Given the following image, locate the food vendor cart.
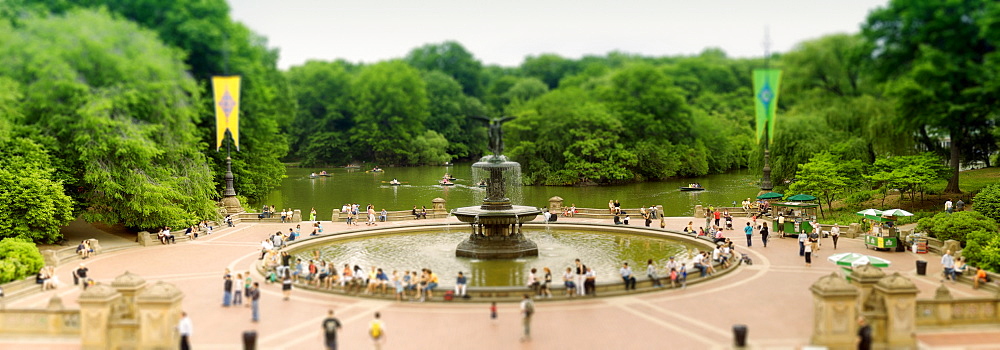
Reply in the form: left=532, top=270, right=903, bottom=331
left=859, top=209, right=910, bottom=252
left=771, top=202, right=820, bottom=237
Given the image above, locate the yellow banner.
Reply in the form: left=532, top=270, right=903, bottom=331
left=212, top=76, right=241, bottom=151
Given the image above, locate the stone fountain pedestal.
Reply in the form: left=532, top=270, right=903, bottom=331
left=452, top=155, right=540, bottom=259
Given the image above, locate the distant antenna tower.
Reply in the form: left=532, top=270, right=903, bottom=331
left=763, top=26, right=772, bottom=68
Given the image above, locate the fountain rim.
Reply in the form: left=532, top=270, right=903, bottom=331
left=270, top=221, right=736, bottom=302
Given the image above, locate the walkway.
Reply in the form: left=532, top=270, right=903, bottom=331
left=4, top=216, right=998, bottom=349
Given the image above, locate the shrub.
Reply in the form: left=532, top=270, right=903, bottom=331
left=0, top=237, right=45, bottom=284
left=963, top=230, right=1000, bottom=273
left=972, top=184, right=1000, bottom=222
left=916, top=211, right=998, bottom=243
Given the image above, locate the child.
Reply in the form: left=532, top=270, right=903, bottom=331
left=490, top=302, right=498, bottom=321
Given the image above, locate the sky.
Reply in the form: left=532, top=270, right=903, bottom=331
left=228, top=0, right=890, bottom=70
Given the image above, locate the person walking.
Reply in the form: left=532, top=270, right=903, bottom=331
left=520, top=294, right=535, bottom=342
left=322, top=310, right=342, bottom=350
left=798, top=231, right=807, bottom=256
left=942, top=250, right=956, bottom=281
left=744, top=222, right=753, bottom=247
left=222, top=274, right=233, bottom=307
left=249, top=282, right=261, bottom=322
left=178, top=311, right=193, bottom=350
left=369, top=312, right=386, bottom=350
left=955, top=199, right=965, bottom=212
left=804, top=239, right=813, bottom=267
left=945, top=199, right=953, bottom=214
left=282, top=272, right=293, bottom=300
left=831, top=224, right=840, bottom=249
left=857, top=316, right=872, bottom=350
left=760, top=222, right=769, bottom=248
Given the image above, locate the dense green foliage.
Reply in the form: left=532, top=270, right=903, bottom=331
left=0, top=10, right=217, bottom=230
left=863, top=0, right=1000, bottom=193
left=973, top=184, right=1000, bottom=222
left=0, top=237, right=45, bottom=284
left=788, top=152, right=864, bottom=216
left=916, top=212, right=998, bottom=243
left=963, top=229, right=1000, bottom=272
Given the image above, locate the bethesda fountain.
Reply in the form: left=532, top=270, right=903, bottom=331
left=452, top=116, right=541, bottom=258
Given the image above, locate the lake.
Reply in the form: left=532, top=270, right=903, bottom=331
left=252, top=165, right=760, bottom=221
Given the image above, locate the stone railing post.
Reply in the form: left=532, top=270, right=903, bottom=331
left=331, top=209, right=341, bottom=222
left=847, top=223, right=862, bottom=238
left=137, top=231, right=153, bottom=247
left=112, top=272, right=146, bottom=320
left=694, top=205, right=704, bottom=218
left=432, top=198, right=446, bottom=213
left=850, top=263, right=886, bottom=310
left=78, top=283, right=120, bottom=350
left=933, top=284, right=953, bottom=326
left=41, top=249, right=59, bottom=267
left=943, top=240, right=961, bottom=258
left=292, top=209, right=302, bottom=222
left=46, top=296, right=65, bottom=335
left=136, top=281, right=184, bottom=349
left=810, top=272, right=859, bottom=349
left=87, top=239, right=102, bottom=254
left=548, top=197, right=563, bottom=214
left=873, top=272, right=918, bottom=349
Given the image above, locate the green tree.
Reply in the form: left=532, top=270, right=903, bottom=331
left=973, top=184, right=1000, bottom=222
left=351, top=61, right=431, bottom=165
left=0, top=10, right=217, bottom=229
left=916, top=211, right=998, bottom=243
left=863, top=0, right=1000, bottom=193
left=788, top=152, right=863, bottom=216
left=421, top=70, right=487, bottom=159
left=406, top=41, right=484, bottom=97
left=520, top=54, right=580, bottom=89
left=866, top=153, right=950, bottom=205
left=285, top=60, right=355, bottom=165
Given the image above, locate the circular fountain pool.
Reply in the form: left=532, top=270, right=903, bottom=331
left=288, top=224, right=706, bottom=287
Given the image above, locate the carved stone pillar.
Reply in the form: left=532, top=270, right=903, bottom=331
left=548, top=196, right=563, bottom=214
left=850, top=263, right=886, bottom=310
left=694, top=205, right=704, bottom=218
left=847, top=223, right=862, bottom=238
left=111, top=272, right=147, bottom=321
left=433, top=198, right=447, bottom=212
left=135, top=281, right=184, bottom=349
left=933, top=284, right=953, bottom=326
left=292, top=209, right=302, bottom=222
left=811, top=272, right=859, bottom=349
left=873, top=272, right=918, bottom=349
left=78, top=283, right=120, bottom=350
left=137, top=231, right=153, bottom=247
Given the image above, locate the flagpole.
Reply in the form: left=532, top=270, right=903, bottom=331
left=760, top=26, right=774, bottom=191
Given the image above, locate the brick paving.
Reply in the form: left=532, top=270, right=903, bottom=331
left=4, top=215, right=998, bottom=349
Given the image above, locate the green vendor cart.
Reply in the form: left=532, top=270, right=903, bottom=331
left=771, top=202, right=820, bottom=237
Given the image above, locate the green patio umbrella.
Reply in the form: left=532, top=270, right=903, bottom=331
left=827, top=253, right=891, bottom=268
left=756, top=192, right=784, bottom=200
left=881, top=209, right=914, bottom=217
left=786, top=194, right=817, bottom=201
left=856, top=209, right=883, bottom=217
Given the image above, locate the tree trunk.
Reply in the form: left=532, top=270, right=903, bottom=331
left=944, top=132, right=961, bottom=194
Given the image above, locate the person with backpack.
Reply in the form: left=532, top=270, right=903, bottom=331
left=520, top=294, right=535, bottom=342
left=369, top=312, right=386, bottom=349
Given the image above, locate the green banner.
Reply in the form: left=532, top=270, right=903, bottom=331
left=753, top=69, right=782, bottom=144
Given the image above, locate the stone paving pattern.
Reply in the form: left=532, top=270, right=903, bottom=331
left=3, top=215, right=999, bottom=349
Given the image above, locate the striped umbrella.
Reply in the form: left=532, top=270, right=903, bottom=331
left=827, top=252, right=891, bottom=268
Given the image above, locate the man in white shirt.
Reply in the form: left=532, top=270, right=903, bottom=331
left=178, top=311, right=193, bottom=350
left=692, top=253, right=707, bottom=277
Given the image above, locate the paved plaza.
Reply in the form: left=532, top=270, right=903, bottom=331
left=3, top=216, right=999, bottom=349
